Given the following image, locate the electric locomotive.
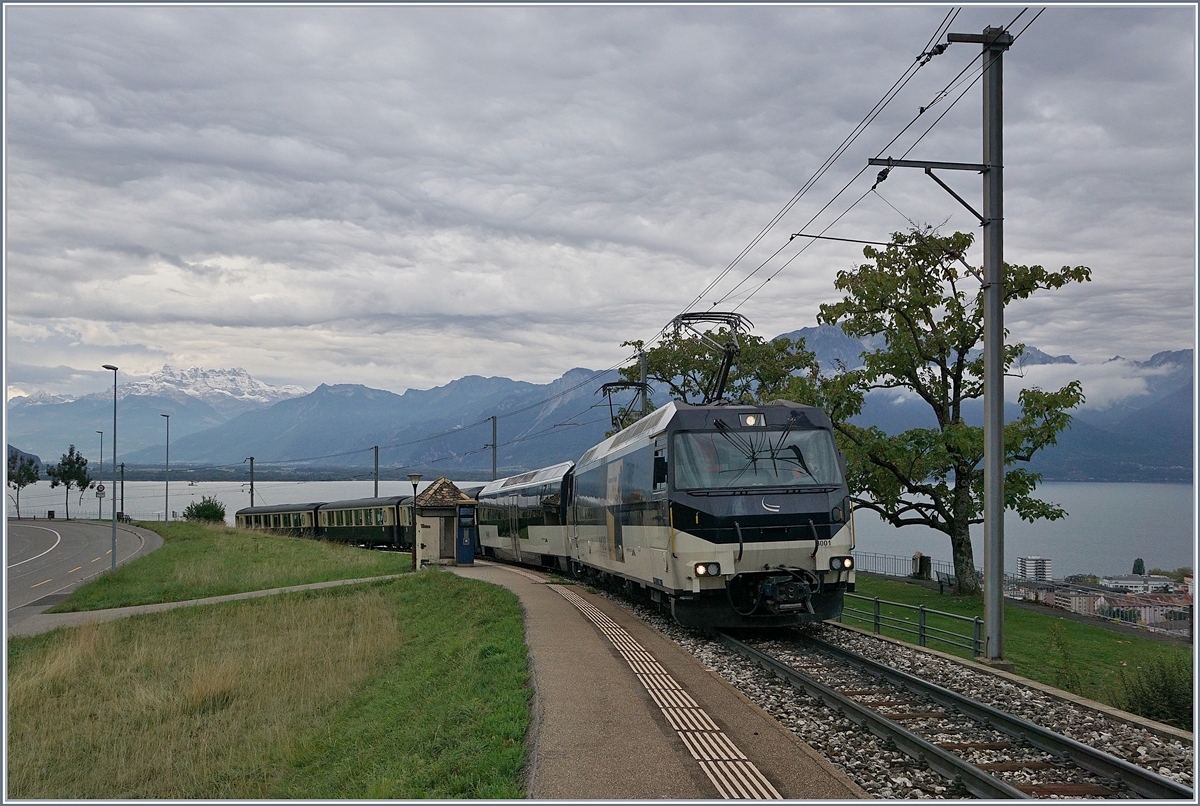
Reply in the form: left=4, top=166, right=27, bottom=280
left=566, top=398, right=855, bottom=628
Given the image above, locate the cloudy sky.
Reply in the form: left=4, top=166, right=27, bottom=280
left=4, top=5, right=1195, bottom=403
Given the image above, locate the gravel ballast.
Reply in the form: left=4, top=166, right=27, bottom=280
left=603, top=593, right=1194, bottom=798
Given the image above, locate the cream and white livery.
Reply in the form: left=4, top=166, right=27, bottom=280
left=478, top=399, right=856, bottom=628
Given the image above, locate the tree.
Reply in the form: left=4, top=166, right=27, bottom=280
left=620, top=329, right=820, bottom=407
left=183, top=495, right=226, bottom=523
left=1132, top=558, right=1146, bottom=576
left=7, top=451, right=40, bottom=519
left=805, top=228, right=1090, bottom=594
left=46, top=445, right=93, bottom=520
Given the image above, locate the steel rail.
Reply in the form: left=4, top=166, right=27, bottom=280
left=798, top=632, right=1193, bottom=800
left=715, top=632, right=1029, bottom=799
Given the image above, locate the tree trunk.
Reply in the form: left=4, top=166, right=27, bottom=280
left=63, top=486, right=71, bottom=520
left=950, top=477, right=980, bottom=594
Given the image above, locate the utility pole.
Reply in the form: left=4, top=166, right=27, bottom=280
left=491, top=415, right=498, bottom=481
left=639, top=351, right=649, bottom=416
left=246, top=457, right=255, bottom=507
left=868, top=25, right=1013, bottom=666
left=374, top=446, right=379, bottom=498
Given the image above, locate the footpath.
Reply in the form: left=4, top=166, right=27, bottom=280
left=452, top=561, right=867, bottom=799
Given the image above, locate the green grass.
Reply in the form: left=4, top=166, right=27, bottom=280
left=8, top=572, right=530, bottom=798
left=844, top=576, right=1193, bottom=721
left=48, top=520, right=411, bottom=612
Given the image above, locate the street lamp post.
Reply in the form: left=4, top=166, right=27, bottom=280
left=96, top=430, right=103, bottom=520
left=408, top=473, right=422, bottom=570
left=102, top=365, right=118, bottom=572
left=161, top=413, right=170, bottom=523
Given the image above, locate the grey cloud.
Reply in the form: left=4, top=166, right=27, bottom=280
left=4, top=5, right=1193, bottom=399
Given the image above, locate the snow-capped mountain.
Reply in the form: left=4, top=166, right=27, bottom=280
left=113, top=366, right=307, bottom=414
left=7, top=392, right=78, bottom=407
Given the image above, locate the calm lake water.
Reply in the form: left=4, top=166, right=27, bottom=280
left=12, top=479, right=1194, bottom=579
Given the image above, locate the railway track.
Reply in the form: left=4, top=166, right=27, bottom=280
left=716, top=630, right=1194, bottom=799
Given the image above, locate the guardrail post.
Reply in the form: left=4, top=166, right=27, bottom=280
left=918, top=605, right=927, bottom=647
left=873, top=597, right=881, bottom=633
left=973, top=616, right=982, bottom=656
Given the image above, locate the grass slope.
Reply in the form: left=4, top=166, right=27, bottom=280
left=49, top=521, right=411, bottom=612
left=8, top=572, right=529, bottom=799
left=848, top=576, right=1192, bottom=717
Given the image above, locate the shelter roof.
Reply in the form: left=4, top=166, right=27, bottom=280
left=415, top=477, right=473, bottom=508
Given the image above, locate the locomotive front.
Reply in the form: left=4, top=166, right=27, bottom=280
left=569, top=399, right=855, bottom=628
left=665, top=401, right=855, bottom=627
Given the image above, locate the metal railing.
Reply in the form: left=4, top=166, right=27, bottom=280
left=852, top=550, right=958, bottom=580
left=840, top=594, right=984, bottom=656
left=852, top=551, right=1192, bottom=639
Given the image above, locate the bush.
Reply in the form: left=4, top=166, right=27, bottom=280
left=183, top=495, right=227, bottom=523
left=1111, top=654, right=1193, bottom=730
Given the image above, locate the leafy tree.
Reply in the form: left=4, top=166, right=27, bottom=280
left=1132, top=558, right=1146, bottom=576
left=619, top=329, right=820, bottom=406
left=46, top=445, right=93, bottom=520
left=183, top=495, right=227, bottom=523
left=618, top=228, right=1089, bottom=596
left=1149, top=567, right=1191, bottom=582
left=805, top=228, right=1090, bottom=594
left=7, top=451, right=40, bottom=519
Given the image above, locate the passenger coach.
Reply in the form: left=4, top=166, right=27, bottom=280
left=476, top=461, right=572, bottom=570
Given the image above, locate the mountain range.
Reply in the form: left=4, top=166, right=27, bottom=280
left=7, top=329, right=1193, bottom=482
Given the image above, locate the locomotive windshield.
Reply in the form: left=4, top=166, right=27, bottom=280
left=673, top=427, right=843, bottom=490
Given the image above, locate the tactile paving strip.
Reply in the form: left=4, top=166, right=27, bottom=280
left=477, top=562, right=783, bottom=799
left=547, top=583, right=782, bottom=800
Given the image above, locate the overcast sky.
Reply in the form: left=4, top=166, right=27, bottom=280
left=4, top=5, right=1195, bottom=402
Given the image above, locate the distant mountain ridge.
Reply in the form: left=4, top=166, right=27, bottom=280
left=7, top=336, right=1192, bottom=482
left=774, top=324, right=1077, bottom=369
left=118, top=368, right=622, bottom=474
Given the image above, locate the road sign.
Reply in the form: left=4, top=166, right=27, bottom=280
left=96, top=483, right=106, bottom=499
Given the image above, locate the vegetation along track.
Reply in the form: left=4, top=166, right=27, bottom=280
left=716, top=630, right=1193, bottom=799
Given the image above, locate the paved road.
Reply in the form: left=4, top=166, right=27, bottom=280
left=6, top=519, right=162, bottom=627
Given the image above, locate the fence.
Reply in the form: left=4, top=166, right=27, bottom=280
left=840, top=594, right=983, bottom=656
left=852, top=551, right=1192, bottom=639
left=853, top=550, right=957, bottom=580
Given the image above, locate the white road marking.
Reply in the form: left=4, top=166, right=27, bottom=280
left=6, top=526, right=63, bottom=568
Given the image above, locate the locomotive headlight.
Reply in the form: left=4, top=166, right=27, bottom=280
left=695, top=562, right=721, bottom=576
left=829, top=556, right=854, bottom=571
left=739, top=413, right=766, bottom=427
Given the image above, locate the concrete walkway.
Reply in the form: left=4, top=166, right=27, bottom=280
left=451, top=561, right=867, bottom=800
left=7, top=574, right=405, bottom=637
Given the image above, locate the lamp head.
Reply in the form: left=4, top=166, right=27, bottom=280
left=161, top=413, right=169, bottom=419
left=102, top=364, right=118, bottom=371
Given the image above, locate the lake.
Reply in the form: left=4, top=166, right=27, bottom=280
left=11, top=479, right=1193, bottom=579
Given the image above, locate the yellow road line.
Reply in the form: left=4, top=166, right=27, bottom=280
left=31, top=579, right=52, bottom=588
left=106, top=549, right=112, bottom=555
left=91, top=557, right=101, bottom=562
left=68, top=566, right=82, bottom=573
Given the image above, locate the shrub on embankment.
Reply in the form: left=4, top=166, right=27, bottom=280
left=48, top=520, right=411, bottom=612
left=8, top=572, right=529, bottom=798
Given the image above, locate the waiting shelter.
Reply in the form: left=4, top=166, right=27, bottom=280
left=413, top=477, right=477, bottom=569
